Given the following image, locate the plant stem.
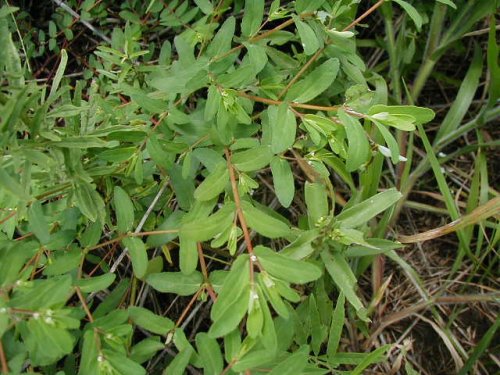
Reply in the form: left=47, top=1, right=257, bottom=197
left=197, top=243, right=218, bottom=302
left=0, top=339, right=8, bottom=374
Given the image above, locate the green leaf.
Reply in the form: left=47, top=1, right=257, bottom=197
left=223, top=329, right=241, bottom=363
left=48, top=49, right=68, bottom=100
left=247, top=288, right=264, bottom=338
left=146, top=210, right=183, bottom=247
left=131, top=337, right=165, bottom=364
left=373, top=121, right=400, bottom=164
left=163, top=347, right=194, bottom=375
left=258, top=273, right=289, bottom=319
left=0, top=167, right=30, bottom=200
left=270, top=157, right=295, bottom=208
left=392, top=0, right=423, bottom=31
left=98, top=147, right=136, bottom=162
left=336, top=188, right=402, bottom=228
left=241, top=201, right=291, bottom=238
left=196, top=332, right=224, bottom=375
left=205, top=85, right=221, bottom=121
left=102, top=349, right=147, bottom=375
left=74, top=181, right=105, bottom=222
left=268, top=345, right=310, bottom=375
left=435, top=46, right=482, bottom=143
left=48, top=135, right=115, bottom=148
left=10, top=275, right=73, bottom=310
left=368, top=105, right=435, bottom=125
left=21, top=318, right=75, bottom=366
left=122, top=237, right=148, bottom=279
left=254, top=245, right=322, bottom=284
left=327, top=293, right=345, bottom=358
left=210, top=284, right=250, bottom=338
left=28, top=201, right=50, bottom=244
left=194, top=162, right=229, bottom=201
left=321, top=250, right=368, bottom=321
left=194, top=0, right=213, bottom=14
left=294, top=16, right=319, bottom=55
left=280, top=229, right=319, bottom=260
left=351, top=344, right=392, bottom=375
left=114, top=186, right=135, bottom=233
left=269, top=104, right=296, bottom=153
left=295, top=0, right=326, bottom=13
left=207, top=16, right=235, bottom=58
left=232, top=145, right=273, bottom=172
left=129, top=306, right=174, bottom=335
left=146, top=271, right=203, bottom=296
left=210, top=255, right=250, bottom=337
left=179, top=234, right=198, bottom=275
left=287, top=58, right=340, bottom=103
left=44, top=250, right=82, bottom=276
left=304, top=182, right=328, bottom=227
left=79, top=330, right=99, bottom=375
left=436, top=0, right=456, bottom=9
left=180, top=202, right=235, bottom=241
left=232, top=349, right=276, bottom=372
left=338, top=109, right=370, bottom=172
left=241, top=0, right=264, bottom=37
left=75, top=273, right=116, bottom=293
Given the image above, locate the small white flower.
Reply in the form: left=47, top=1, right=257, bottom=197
left=371, top=112, right=390, bottom=120
left=438, top=152, right=446, bottom=157
left=263, top=275, right=275, bottom=288
left=250, top=255, right=257, bottom=262
left=317, top=11, right=330, bottom=23
left=33, top=312, right=40, bottom=320
left=165, top=331, right=174, bottom=345
left=250, top=290, right=259, bottom=300
left=378, top=145, right=392, bottom=158
left=97, top=355, right=105, bottom=362
left=44, top=316, right=55, bottom=325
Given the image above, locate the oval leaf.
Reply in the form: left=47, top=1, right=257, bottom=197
left=122, top=237, right=148, bottom=279
left=241, top=201, right=291, bottom=238
left=254, top=245, right=322, bottom=284
left=129, top=306, right=174, bottom=336
left=146, top=271, right=203, bottom=296
left=194, top=163, right=229, bottom=201
left=231, top=145, right=273, bottom=172
left=287, top=58, right=340, bottom=103
left=270, top=157, right=295, bottom=208
left=114, top=186, right=135, bottom=233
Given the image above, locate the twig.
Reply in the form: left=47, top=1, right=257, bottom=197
left=237, top=91, right=341, bottom=112
left=51, top=0, right=112, bottom=43
left=197, top=243, right=218, bottom=302
left=0, top=339, right=8, bottom=374
left=0, top=210, right=16, bottom=226
left=224, top=149, right=259, bottom=281
left=75, top=286, right=94, bottom=323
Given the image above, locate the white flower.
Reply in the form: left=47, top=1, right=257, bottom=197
left=371, top=112, right=390, bottom=120
left=378, top=145, right=392, bottom=158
